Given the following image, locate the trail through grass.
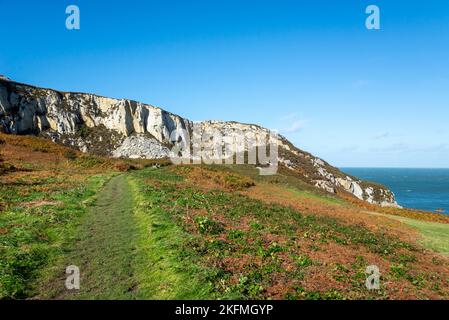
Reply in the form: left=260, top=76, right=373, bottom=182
left=4, top=161, right=449, bottom=300
left=39, top=170, right=210, bottom=299
left=391, top=216, right=449, bottom=256
left=365, top=210, right=449, bottom=256
left=0, top=173, right=110, bottom=299
left=48, top=175, right=139, bottom=299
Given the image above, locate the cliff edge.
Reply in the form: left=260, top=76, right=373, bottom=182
left=0, top=77, right=399, bottom=207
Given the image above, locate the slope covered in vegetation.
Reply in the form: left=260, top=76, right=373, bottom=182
left=1, top=134, right=449, bottom=299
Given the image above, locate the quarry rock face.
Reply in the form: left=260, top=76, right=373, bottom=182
left=0, top=78, right=400, bottom=207
left=112, top=135, right=172, bottom=159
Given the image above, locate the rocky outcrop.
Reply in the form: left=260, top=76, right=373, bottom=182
left=0, top=77, right=400, bottom=207
left=112, top=135, right=172, bottom=159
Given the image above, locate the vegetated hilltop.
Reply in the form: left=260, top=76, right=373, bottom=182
left=0, top=77, right=398, bottom=207
left=1, top=134, right=449, bottom=300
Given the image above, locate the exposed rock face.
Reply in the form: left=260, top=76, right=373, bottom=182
left=112, top=135, right=172, bottom=159
left=0, top=78, right=400, bottom=207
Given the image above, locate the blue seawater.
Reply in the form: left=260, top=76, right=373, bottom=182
left=340, top=168, right=449, bottom=214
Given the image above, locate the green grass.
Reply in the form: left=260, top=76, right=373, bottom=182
left=2, top=168, right=213, bottom=300
left=2, top=165, right=448, bottom=300
left=125, top=167, right=422, bottom=300
left=0, top=174, right=110, bottom=299
left=40, top=172, right=208, bottom=300
left=391, top=216, right=449, bottom=256
left=40, top=175, right=139, bottom=299
left=129, top=169, right=212, bottom=299
left=366, top=211, right=449, bottom=256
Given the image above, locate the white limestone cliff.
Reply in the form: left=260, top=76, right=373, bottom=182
left=0, top=77, right=400, bottom=207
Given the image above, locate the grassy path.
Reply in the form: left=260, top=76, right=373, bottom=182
left=388, top=216, right=449, bottom=256
left=54, top=175, right=139, bottom=299
left=366, top=211, right=449, bottom=256
left=20, top=167, right=449, bottom=300
left=36, top=170, right=209, bottom=300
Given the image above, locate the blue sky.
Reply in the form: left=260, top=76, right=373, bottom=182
left=1, top=0, right=449, bottom=167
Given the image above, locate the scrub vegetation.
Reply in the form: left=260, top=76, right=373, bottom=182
left=1, top=134, right=449, bottom=300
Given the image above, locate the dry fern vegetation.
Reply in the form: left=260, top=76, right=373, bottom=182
left=1, top=133, right=449, bottom=300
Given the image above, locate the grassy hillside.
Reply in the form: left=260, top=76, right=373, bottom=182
left=1, top=134, right=449, bottom=300
left=376, top=214, right=449, bottom=256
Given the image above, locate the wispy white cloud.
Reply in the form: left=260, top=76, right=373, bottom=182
left=371, top=143, right=449, bottom=154
left=281, top=120, right=305, bottom=133
left=279, top=115, right=309, bottom=134
left=337, top=145, right=360, bottom=153
left=371, top=143, right=409, bottom=153
left=372, top=131, right=390, bottom=140
left=280, top=112, right=299, bottom=121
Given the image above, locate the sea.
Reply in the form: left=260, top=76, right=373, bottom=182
left=340, top=168, right=449, bottom=215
